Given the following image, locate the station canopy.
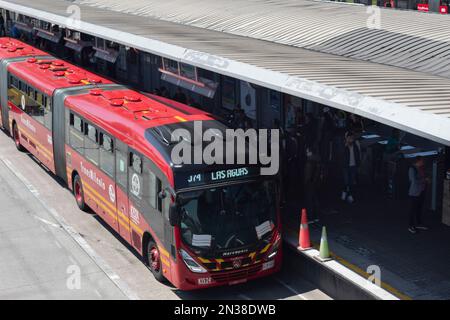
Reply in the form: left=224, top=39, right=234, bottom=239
left=1, top=0, right=450, bottom=145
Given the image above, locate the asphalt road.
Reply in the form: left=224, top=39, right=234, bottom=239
left=0, top=129, right=331, bottom=300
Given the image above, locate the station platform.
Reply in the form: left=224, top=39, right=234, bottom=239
left=282, top=172, right=450, bottom=300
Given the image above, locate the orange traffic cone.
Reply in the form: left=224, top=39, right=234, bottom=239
left=298, top=208, right=312, bottom=251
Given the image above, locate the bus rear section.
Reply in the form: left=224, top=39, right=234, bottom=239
left=0, top=38, right=49, bottom=132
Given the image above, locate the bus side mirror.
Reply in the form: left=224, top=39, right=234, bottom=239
left=169, top=204, right=179, bottom=227
left=158, top=189, right=167, bottom=199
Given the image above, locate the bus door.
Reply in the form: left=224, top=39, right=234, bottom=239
left=115, top=139, right=131, bottom=243
left=128, top=149, right=146, bottom=252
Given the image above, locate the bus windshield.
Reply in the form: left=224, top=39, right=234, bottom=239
left=178, top=180, right=277, bottom=253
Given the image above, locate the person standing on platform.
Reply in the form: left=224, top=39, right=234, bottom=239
left=408, top=156, right=429, bottom=234
left=272, top=118, right=286, bottom=198
left=320, top=107, right=336, bottom=164
left=285, top=131, right=299, bottom=200
left=385, top=128, right=401, bottom=157
left=342, top=131, right=361, bottom=204
left=347, top=113, right=364, bottom=138
left=304, top=149, right=322, bottom=223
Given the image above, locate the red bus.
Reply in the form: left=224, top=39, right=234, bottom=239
left=0, top=38, right=282, bottom=290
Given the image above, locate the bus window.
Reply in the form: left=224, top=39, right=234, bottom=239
left=84, top=123, right=99, bottom=165
left=44, top=96, right=52, bottom=131
left=7, top=74, right=21, bottom=106
left=6, top=74, right=51, bottom=131
left=27, top=87, right=45, bottom=126
left=36, top=91, right=43, bottom=105
left=32, top=102, right=45, bottom=125
left=69, top=113, right=84, bottom=155
left=131, top=153, right=142, bottom=174
left=145, top=169, right=158, bottom=209
left=100, top=132, right=114, bottom=178
left=143, top=158, right=163, bottom=213
left=26, top=85, right=34, bottom=100
left=75, top=116, right=83, bottom=132
left=157, top=178, right=162, bottom=212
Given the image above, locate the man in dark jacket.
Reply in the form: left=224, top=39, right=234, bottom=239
left=320, top=107, right=336, bottom=163
left=342, top=131, right=361, bottom=204
left=408, top=156, right=428, bottom=234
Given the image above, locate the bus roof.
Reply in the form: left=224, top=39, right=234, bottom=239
left=0, top=37, right=47, bottom=59
left=64, top=88, right=214, bottom=178
left=2, top=39, right=256, bottom=187
left=7, top=57, right=113, bottom=96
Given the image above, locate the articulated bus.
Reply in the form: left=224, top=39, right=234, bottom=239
left=0, top=38, right=282, bottom=290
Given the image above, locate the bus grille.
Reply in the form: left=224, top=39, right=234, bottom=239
left=220, top=257, right=252, bottom=270
left=211, top=263, right=262, bottom=283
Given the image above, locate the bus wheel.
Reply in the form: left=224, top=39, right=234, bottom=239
left=12, top=123, right=24, bottom=152
left=73, top=175, right=88, bottom=212
left=146, top=240, right=165, bottom=282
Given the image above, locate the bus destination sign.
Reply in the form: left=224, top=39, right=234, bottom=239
left=176, top=167, right=260, bottom=189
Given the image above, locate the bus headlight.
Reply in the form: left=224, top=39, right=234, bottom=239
left=180, top=249, right=207, bottom=273
left=266, top=232, right=281, bottom=260
left=267, top=250, right=278, bottom=260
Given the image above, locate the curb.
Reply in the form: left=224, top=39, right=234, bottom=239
left=284, top=228, right=406, bottom=300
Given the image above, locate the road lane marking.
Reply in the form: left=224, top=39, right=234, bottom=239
left=33, top=215, right=61, bottom=229
left=275, top=278, right=307, bottom=300
left=237, top=293, right=252, bottom=300
left=68, top=255, right=78, bottom=266
left=54, top=240, right=62, bottom=249
left=0, top=157, right=139, bottom=300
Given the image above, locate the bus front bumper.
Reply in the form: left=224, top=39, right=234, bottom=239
left=174, top=248, right=283, bottom=291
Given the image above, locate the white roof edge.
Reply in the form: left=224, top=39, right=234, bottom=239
left=2, top=0, right=449, bottom=146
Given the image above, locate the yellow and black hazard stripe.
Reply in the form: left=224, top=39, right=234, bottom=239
left=197, top=243, right=273, bottom=271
